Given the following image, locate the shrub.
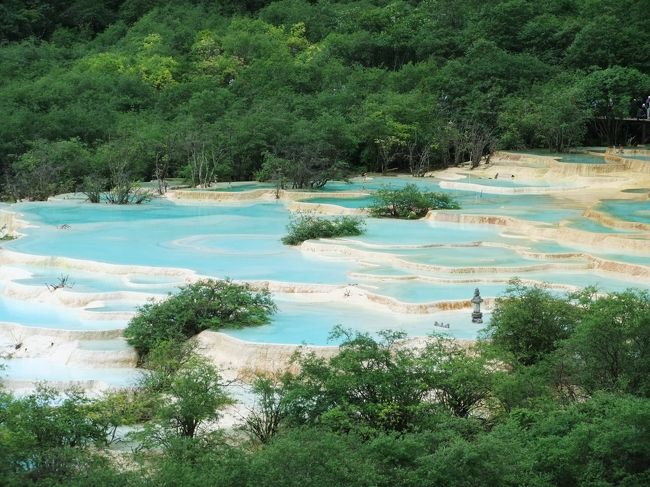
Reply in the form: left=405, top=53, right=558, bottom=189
left=368, top=184, right=460, bottom=219
left=282, top=213, right=365, bottom=245
left=124, top=279, right=277, bottom=358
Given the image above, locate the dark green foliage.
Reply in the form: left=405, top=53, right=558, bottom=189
left=282, top=327, right=492, bottom=432
left=124, top=278, right=277, bottom=357
left=240, top=375, right=290, bottom=444
left=481, top=280, right=579, bottom=366
left=282, top=212, right=365, bottom=245
left=562, top=289, right=650, bottom=396
left=2, top=0, right=649, bottom=199
left=4, top=282, right=650, bottom=486
left=248, top=428, right=380, bottom=487
left=368, top=184, right=460, bottom=219
left=0, top=386, right=116, bottom=485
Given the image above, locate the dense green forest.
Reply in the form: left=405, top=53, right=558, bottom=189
left=1, top=283, right=650, bottom=485
left=1, top=0, right=650, bottom=200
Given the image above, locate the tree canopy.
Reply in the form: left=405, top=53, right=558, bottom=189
left=2, top=0, right=649, bottom=200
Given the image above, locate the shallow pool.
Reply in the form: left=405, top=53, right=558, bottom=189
left=1, top=179, right=648, bottom=347
left=597, top=199, right=650, bottom=225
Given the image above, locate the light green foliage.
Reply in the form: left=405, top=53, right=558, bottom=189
left=2, top=0, right=649, bottom=194
left=282, top=327, right=491, bottom=432
left=153, top=355, right=231, bottom=439
left=0, top=386, right=113, bottom=483
left=481, top=280, right=579, bottom=366
left=369, top=183, right=460, bottom=219
left=134, top=343, right=232, bottom=445
left=282, top=212, right=365, bottom=245
left=563, top=289, right=650, bottom=396
left=241, top=374, right=291, bottom=444
left=124, top=279, right=277, bottom=358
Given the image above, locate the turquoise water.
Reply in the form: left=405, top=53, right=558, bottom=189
left=6, top=201, right=352, bottom=284
left=510, top=148, right=606, bottom=160
left=14, top=271, right=177, bottom=295
left=0, top=284, right=127, bottom=330
left=357, top=280, right=509, bottom=303
left=567, top=219, right=632, bottom=234
left=509, top=149, right=606, bottom=164
left=1, top=358, right=140, bottom=386
left=228, top=299, right=488, bottom=344
left=305, top=196, right=374, bottom=208
left=597, top=200, right=650, bottom=225
left=303, top=192, right=583, bottom=223
left=625, top=155, right=650, bottom=162
left=456, top=177, right=553, bottom=187
left=1, top=184, right=648, bottom=347
left=557, top=154, right=606, bottom=164
left=208, top=182, right=275, bottom=192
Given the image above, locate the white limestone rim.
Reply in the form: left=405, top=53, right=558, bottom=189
left=195, top=329, right=477, bottom=379
left=168, top=188, right=370, bottom=202
left=426, top=211, right=650, bottom=256
left=583, top=207, right=650, bottom=232
left=438, top=180, right=586, bottom=195
left=285, top=200, right=365, bottom=215
left=0, top=235, right=647, bottom=328
left=347, top=272, right=582, bottom=293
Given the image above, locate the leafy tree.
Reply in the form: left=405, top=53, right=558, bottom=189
left=575, top=67, right=650, bottom=145
left=480, top=280, right=579, bottom=366
left=368, top=184, right=460, bottom=219
left=148, top=354, right=231, bottom=440
left=10, top=138, right=91, bottom=200
left=283, top=328, right=491, bottom=432
left=563, top=289, right=650, bottom=396
left=249, top=428, right=380, bottom=487
left=0, top=386, right=112, bottom=484
left=282, top=212, right=365, bottom=245
left=240, top=374, right=291, bottom=444
left=124, top=279, right=277, bottom=358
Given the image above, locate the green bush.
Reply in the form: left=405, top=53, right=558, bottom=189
left=124, top=279, right=277, bottom=358
left=282, top=213, right=365, bottom=245
left=368, top=184, right=460, bottom=219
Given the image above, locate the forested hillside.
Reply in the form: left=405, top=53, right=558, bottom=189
left=1, top=0, right=649, bottom=200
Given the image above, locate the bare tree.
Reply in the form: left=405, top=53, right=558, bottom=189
left=240, top=375, right=289, bottom=444
left=185, top=136, right=227, bottom=188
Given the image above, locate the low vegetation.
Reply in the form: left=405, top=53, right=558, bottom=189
left=123, top=279, right=277, bottom=359
left=2, top=282, right=650, bottom=486
left=282, top=213, right=365, bottom=245
left=368, top=184, right=460, bottom=219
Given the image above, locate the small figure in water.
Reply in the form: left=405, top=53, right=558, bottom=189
left=494, top=173, right=499, bottom=179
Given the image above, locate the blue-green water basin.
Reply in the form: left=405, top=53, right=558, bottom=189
left=597, top=199, right=650, bottom=225
left=227, top=299, right=488, bottom=344
left=1, top=191, right=648, bottom=346
left=557, top=154, right=606, bottom=164
left=1, top=358, right=140, bottom=386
